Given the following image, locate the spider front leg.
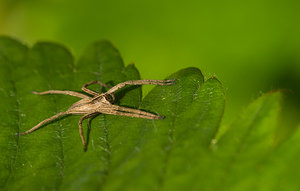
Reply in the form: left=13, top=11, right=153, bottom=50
left=110, top=105, right=164, bottom=119
left=106, top=79, right=175, bottom=94
left=91, top=79, right=175, bottom=103
left=82, top=80, right=111, bottom=96
left=33, top=90, right=88, bottom=99
left=100, top=105, right=163, bottom=120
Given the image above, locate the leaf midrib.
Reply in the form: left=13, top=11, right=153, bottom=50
left=49, top=83, right=65, bottom=190
left=94, top=44, right=112, bottom=188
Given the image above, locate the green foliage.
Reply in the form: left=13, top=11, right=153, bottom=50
left=0, top=36, right=299, bottom=191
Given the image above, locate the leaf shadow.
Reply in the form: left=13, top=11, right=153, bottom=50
left=85, top=114, right=99, bottom=151
left=114, top=85, right=140, bottom=105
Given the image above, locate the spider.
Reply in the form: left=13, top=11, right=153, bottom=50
left=17, top=79, right=175, bottom=151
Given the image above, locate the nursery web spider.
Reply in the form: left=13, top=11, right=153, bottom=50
left=18, top=79, right=175, bottom=151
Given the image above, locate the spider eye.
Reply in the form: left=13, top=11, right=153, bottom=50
left=104, top=94, right=115, bottom=103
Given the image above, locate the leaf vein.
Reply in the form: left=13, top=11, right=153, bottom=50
left=2, top=60, right=21, bottom=189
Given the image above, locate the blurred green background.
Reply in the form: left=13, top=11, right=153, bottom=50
left=0, top=0, right=299, bottom=128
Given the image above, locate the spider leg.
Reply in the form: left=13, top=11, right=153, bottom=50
left=101, top=105, right=163, bottom=120
left=106, top=79, right=175, bottom=94
left=111, top=105, right=163, bottom=119
left=33, top=90, right=88, bottom=99
left=17, top=112, right=68, bottom=135
left=82, top=80, right=111, bottom=96
left=78, top=112, right=99, bottom=151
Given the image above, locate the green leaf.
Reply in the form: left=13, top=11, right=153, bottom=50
left=0, top=36, right=298, bottom=191
left=211, top=91, right=283, bottom=191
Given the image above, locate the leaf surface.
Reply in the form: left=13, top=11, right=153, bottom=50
left=0, top=36, right=298, bottom=191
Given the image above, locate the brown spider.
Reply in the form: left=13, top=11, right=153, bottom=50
left=17, top=79, right=175, bottom=151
